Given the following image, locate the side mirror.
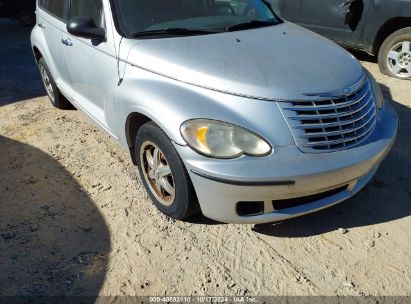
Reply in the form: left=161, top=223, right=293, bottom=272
left=67, top=16, right=106, bottom=42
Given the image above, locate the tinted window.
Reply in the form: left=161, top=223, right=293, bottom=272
left=70, top=0, right=104, bottom=27
left=39, top=0, right=67, bottom=20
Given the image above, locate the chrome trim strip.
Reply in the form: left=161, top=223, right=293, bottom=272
left=280, top=75, right=377, bottom=153
left=300, top=113, right=376, bottom=138
left=289, top=95, right=373, bottom=120
left=302, top=119, right=377, bottom=147
left=293, top=104, right=376, bottom=129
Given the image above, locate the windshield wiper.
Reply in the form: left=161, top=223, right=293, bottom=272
left=131, top=28, right=217, bottom=38
left=225, top=20, right=277, bottom=32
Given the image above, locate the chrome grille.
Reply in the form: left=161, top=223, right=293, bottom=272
left=280, top=79, right=377, bottom=153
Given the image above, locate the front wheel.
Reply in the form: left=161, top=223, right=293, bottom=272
left=378, top=27, right=411, bottom=80
left=135, top=122, right=200, bottom=220
left=38, top=58, right=72, bottom=109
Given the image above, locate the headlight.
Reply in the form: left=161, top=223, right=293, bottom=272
left=367, top=71, right=384, bottom=110
left=180, top=119, right=272, bottom=159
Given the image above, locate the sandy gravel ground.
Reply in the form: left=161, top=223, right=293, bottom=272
left=1, top=19, right=411, bottom=298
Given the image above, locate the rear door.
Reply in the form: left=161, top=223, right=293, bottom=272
left=63, top=0, right=117, bottom=132
left=37, top=0, right=71, bottom=92
left=270, top=0, right=370, bottom=45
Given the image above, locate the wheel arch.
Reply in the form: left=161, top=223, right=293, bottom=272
left=125, top=112, right=153, bottom=165
left=32, top=45, right=43, bottom=64
left=373, top=17, right=411, bottom=55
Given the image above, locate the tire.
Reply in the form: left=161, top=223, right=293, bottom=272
left=38, top=58, right=73, bottom=109
left=17, top=10, right=35, bottom=27
left=378, top=27, right=411, bottom=80
left=135, top=122, right=200, bottom=220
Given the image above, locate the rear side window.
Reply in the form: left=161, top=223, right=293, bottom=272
left=39, top=0, right=67, bottom=21
left=70, top=0, right=104, bottom=27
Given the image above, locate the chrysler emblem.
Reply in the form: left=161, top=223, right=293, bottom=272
left=343, top=88, right=351, bottom=95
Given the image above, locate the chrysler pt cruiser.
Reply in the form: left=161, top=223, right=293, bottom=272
left=31, top=0, right=399, bottom=224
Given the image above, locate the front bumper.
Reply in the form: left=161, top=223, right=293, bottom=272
left=175, top=101, right=399, bottom=224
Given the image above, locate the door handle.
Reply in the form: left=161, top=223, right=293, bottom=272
left=38, top=22, right=45, bottom=28
left=61, top=38, right=73, bottom=47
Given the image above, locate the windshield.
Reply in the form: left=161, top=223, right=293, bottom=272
left=113, top=0, right=281, bottom=37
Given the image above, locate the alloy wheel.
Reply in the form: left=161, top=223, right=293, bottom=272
left=387, top=40, right=411, bottom=78
left=40, top=66, right=55, bottom=102
left=140, top=141, right=176, bottom=206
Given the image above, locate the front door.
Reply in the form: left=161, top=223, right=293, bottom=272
left=37, top=0, right=71, bottom=91
left=62, top=0, right=118, bottom=130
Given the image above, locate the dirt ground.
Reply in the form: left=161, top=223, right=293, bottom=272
left=1, top=19, right=411, bottom=298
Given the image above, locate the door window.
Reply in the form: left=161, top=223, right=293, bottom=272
left=39, top=0, right=67, bottom=20
left=70, top=0, right=104, bottom=27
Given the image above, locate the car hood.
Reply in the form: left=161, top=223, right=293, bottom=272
left=125, top=22, right=364, bottom=101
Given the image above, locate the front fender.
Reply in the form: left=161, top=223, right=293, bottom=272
left=112, top=65, right=294, bottom=150
left=30, top=26, right=58, bottom=82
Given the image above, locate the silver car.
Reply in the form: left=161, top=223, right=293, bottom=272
left=31, top=0, right=399, bottom=224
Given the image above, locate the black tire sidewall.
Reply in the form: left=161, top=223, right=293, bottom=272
left=38, top=58, right=60, bottom=107
left=134, top=122, right=198, bottom=220
left=378, top=27, right=411, bottom=80
left=38, top=58, right=72, bottom=109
